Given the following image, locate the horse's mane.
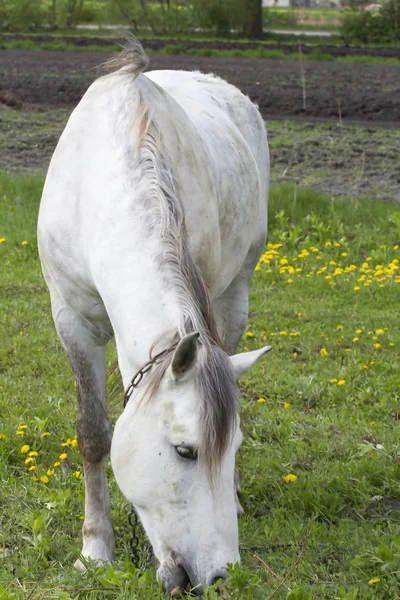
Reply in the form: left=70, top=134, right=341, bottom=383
left=105, top=34, right=239, bottom=479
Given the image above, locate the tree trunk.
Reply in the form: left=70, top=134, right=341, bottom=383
left=243, top=0, right=263, bottom=39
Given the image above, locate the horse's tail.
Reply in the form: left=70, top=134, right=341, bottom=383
left=102, top=33, right=149, bottom=78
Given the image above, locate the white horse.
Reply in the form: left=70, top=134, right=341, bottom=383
left=38, top=37, right=270, bottom=595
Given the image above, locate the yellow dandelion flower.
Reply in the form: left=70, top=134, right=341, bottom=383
left=16, top=430, right=25, bottom=436
left=370, top=421, right=375, bottom=425
left=245, top=331, right=254, bottom=338
left=20, top=445, right=30, bottom=454
left=18, top=424, right=27, bottom=430
left=320, top=348, right=328, bottom=357
left=325, top=242, right=332, bottom=247
left=297, top=312, right=302, bottom=317
left=28, top=451, right=38, bottom=457
left=74, top=471, right=83, bottom=479
left=363, top=365, right=368, bottom=369
left=71, top=439, right=78, bottom=448
left=368, top=578, right=380, bottom=585
left=279, top=331, right=287, bottom=336
left=54, top=461, right=60, bottom=467
left=352, top=337, right=359, bottom=343
left=342, top=252, right=348, bottom=257
left=21, top=240, right=28, bottom=245
left=0, top=433, right=5, bottom=440
left=336, top=325, right=343, bottom=331
left=61, top=439, right=71, bottom=447
left=59, top=453, right=67, bottom=460
left=25, top=457, right=34, bottom=465
left=0, top=237, right=6, bottom=243
left=374, top=343, right=381, bottom=349
left=47, top=468, right=55, bottom=476
left=356, top=329, right=362, bottom=334
left=284, top=474, right=297, bottom=483
left=41, top=432, right=50, bottom=438
left=337, top=380, right=346, bottom=386
left=287, top=278, right=293, bottom=283
left=40, top=475, right=49, bottom=484
left=376, top=329, right=384, bottom=335
left=257, top=398, right=266, bottom=404
left=330, top=378, right=338, bottom=383
left=283, top=403, right=291, bottom=409
left=354, top=286, right=360, bottom=291
left=28, top=465, right=36, bottom=471
left=389, top=342, right=395, bottom=347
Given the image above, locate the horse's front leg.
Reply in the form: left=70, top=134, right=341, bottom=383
left=52, top=300, right=115, bottom=571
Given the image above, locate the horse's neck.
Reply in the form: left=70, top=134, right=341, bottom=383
left=107, top=252, right=182, bottom=388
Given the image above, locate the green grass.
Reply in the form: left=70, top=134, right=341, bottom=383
left=1, top=172, right=400, bottom=599
left=3, top=39, right=400, bottom=65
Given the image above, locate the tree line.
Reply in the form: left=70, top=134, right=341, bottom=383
left=0, top=0, right=264, bottom=38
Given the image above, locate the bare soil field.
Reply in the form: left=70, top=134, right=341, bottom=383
left=1, top=49, right=399, bottom=201
left=1, top=49, right=399, bottom=124
left=1, top=108, right=399, bottom=202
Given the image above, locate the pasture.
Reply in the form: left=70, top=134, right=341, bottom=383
left=1, top=39, right=400, bottom=600
left=1, top=170, right=400, bottom=598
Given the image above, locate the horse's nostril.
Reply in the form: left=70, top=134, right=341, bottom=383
left=210, top=570, right=228, bottom=586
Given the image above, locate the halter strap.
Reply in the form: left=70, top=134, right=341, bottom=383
left=123, top=346, right=176, bottom=408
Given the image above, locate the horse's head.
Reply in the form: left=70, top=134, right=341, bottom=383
left=111, top=333, right=271, bottom=595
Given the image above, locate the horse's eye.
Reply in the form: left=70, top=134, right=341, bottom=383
left=175, top=445, right=198, bottom=461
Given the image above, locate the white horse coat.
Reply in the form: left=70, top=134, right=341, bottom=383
left=38, top=39, right=270, bottom=594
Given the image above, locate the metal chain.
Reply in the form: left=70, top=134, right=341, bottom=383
left=128, top=506, right=154, bottom=571
left=123, top=346, right=176, bottom=568
left=123, top=346, right=175, bottom=408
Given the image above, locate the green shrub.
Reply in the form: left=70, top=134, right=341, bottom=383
left=0, top=0, right=45, bottom=32
left=341, top=0, right=400, bottom=44
left=263, top=7, right=298, bottom=28
left=112, top=0, right=196, bottom=35
left=191, top=0, right=246, bottom=37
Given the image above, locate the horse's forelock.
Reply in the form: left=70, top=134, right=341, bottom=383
left=197, top=342, right=240, bottom=480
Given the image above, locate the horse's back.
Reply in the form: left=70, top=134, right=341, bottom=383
left=144, top=69, right=269, bottom=291
left=146, top=69, right=269, bottom=196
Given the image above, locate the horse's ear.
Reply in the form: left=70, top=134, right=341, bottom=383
left=169, top=332, right=200, bottom=381
left=230, top=346, right=272, bottom=381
